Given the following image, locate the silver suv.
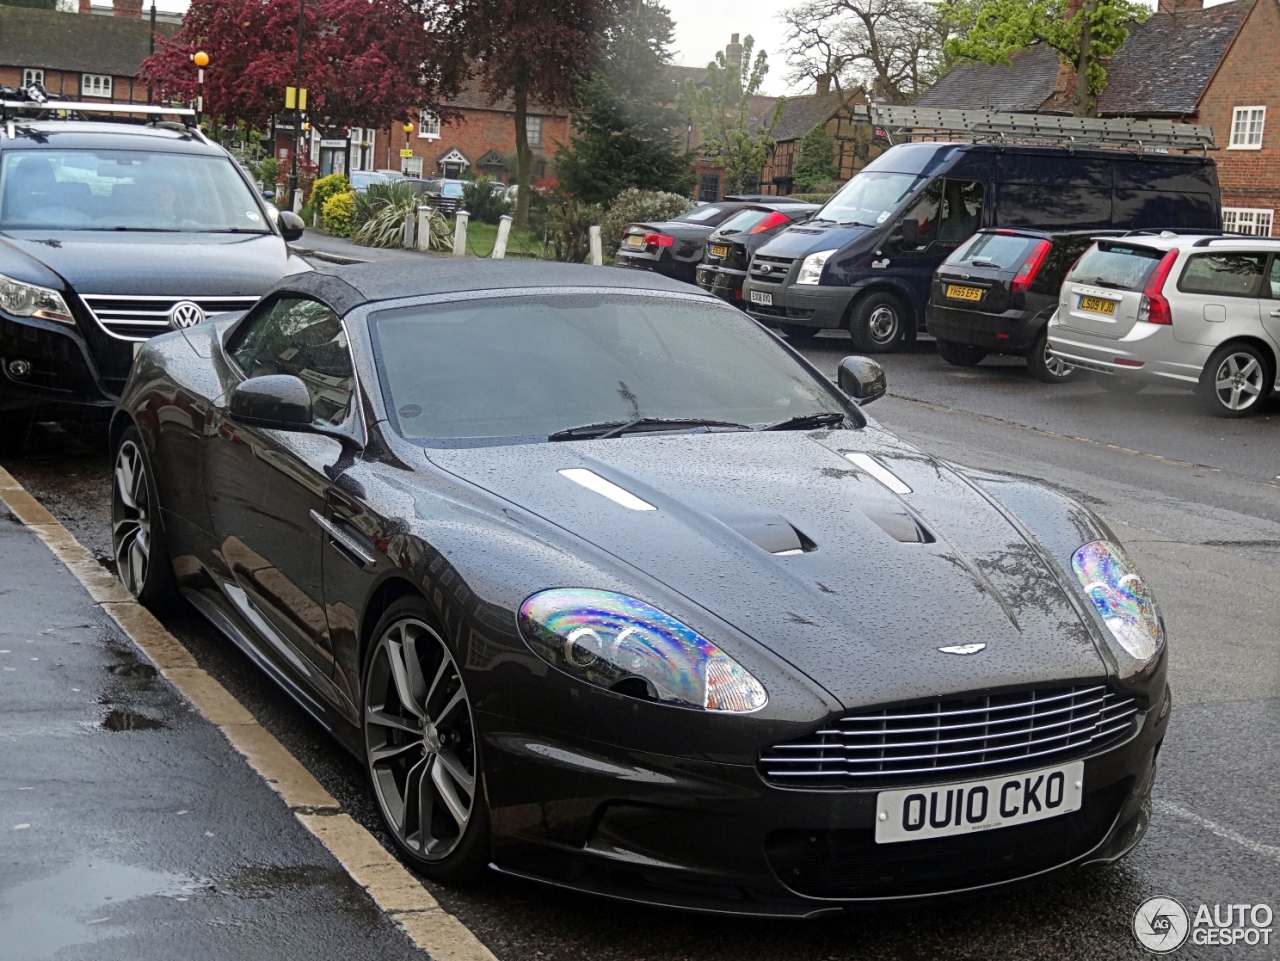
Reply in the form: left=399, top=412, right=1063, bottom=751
left=1046, top=233, right=1280, bottom=416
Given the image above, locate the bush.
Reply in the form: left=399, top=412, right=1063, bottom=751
left=461, top=175, right=511, bottom=225
left=353, top=181, right=452, bottom=250
left=310, top=174, right=350, bottom=221
left=544, top=192, right=605, bottom=263
left=322, top=191, right=356, bottom=237
left=601, top=188, right=694, bottom=250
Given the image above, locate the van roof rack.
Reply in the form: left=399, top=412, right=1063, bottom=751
left=854, top=105, right=1215, bottom=153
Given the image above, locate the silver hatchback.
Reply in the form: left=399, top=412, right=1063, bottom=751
left=1046, top=234, right=1280, bottom=416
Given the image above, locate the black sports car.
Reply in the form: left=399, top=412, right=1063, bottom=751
left=111, top=261, right=1170, bottom=915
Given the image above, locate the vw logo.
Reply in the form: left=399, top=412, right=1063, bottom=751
left=169, top=301, right=206, bottom=329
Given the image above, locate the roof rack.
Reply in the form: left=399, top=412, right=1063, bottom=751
left=1, top=100, right=195, bottom=120
left=1191, top=235, right=1280, bottom=246
left=854, top=104, right=1215, bottom=153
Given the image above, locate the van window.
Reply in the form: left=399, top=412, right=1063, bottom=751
left=820, top=172, right=926, bottom=228
left=900, top=181, right=941, bottom=248
left=998, top=185, right=1112, bottom=228
left=1178, top=253, right=1266, bottom=297
left=938, top=181, right=983, bottom=242
left=1067, top=244, right=1164, bottom=291
left=945, top=232, right=1035, bottom=270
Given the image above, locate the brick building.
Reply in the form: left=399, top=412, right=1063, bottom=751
left=759, top=79, right=881, bottom=195
left=916, top=0, right=1280, bottom=235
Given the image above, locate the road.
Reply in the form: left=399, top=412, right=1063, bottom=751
left=1, top=280, right=1277, bottom=959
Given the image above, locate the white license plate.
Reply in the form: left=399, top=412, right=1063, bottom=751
left=626, top=235, right=645, bottom=248
left=750, top=290, right=772, bottom=306
left=874, top=760, right=1084, bottom=844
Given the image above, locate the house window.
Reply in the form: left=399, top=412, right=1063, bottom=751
left=402, top=156, right=423, bottom=177
left=698, top=174, right=721, bottom=202
left=81, top=74, right=112, bottom=99
left=22, top=68, right=43, bottom=87
left=1222, top=207, right=1274, bottom=236
left=1229, top=106, right=1265, bottom=149
left=525, top=116, right=542, bottom=148
left=418, top=110, right=441, bottom=139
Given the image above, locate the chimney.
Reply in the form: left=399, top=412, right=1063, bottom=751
left=1158, top=0, right=1203, bottom=12
left=816, top=73, right=832, bottom=96
left=725, top=34, right=743, bottom=72
left=113, top=0, right=143, bottom=17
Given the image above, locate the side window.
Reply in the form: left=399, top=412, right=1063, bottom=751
left=1177, top=253, right=1267, bottom=298
left=937, top=180, right=984, bottom=242
left=1268, top=257, right=1280, bottom=299
left=900, top=181, right=941, bottom=249
left=229, top=297, right=354, bottom=428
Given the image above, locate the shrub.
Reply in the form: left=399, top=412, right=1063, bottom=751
left=353, top=181, right=452, bottom=250
left=544, top=191, right=605, bottom=263
left=461, top=175, right=511, bottom=225
left=602, top=188, right=694, bottom=249
left=310, top=173, right=350, bottom=222
left=322, top=191, right=356, bottom=237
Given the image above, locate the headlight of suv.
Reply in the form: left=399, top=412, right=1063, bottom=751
left=1072, top=540, right=1164, bottom=670
left=795, top=249, right=837, bottom=285
left=0, top=273, right=74, bottom=324
left=519, top=589, right=768, bottom=713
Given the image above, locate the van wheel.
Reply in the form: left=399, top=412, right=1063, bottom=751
left=1197, top=343, right=1273, bottom=417
left=935, top=338, right=986, bottom=367
left=779, top=324, right=819, bottom=344
left=849, top=292, right=908, bottom=353
left=1027, top=329, right=1078, bottom=383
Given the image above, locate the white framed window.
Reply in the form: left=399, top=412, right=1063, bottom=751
left=1221, top=207, right=1274, bottom=236
left=22, top=68, right=44, bottom=87
left=81, top=74, right=112, bottom=99
left=1229, top=106, right=1265, bottom=149
left=418, top=110, right=441, bottom=139
left=525, top=115, right=542, bottom=148
left=402, top=156, right=423, bottom=177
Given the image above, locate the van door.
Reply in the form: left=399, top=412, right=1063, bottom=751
left=891, top=179, right=984, bottom=312
left=1170, top=251, right=1264, bottom=347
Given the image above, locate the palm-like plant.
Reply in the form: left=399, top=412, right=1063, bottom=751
left=353, top=182, right=452, bottom=250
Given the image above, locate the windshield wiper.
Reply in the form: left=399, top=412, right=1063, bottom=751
left=1091, top=278, right=1130, bottom=290
left=838, top=221, right=875, bottom=228
left=110, top=226, right=175, bottom=232
left=759, top=411, right=849, bottom=431
left=548, top=417, right=751, bottom=441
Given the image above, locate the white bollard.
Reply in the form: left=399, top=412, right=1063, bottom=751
left=417, top=206, right=432, bottom=252
left=403, top=210, right=416, bottom=249
left=452, top=210, right=470, bottom=257
left=492, top=214, right=513, bottom=259
left=589, top=225, right=603, bottom=266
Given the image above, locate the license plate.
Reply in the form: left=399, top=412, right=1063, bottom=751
left=946, top=284, right=984, bottom=302
left=1080, top=295, right=1117, bottom=315
left=626, top=235, right=645, bottom=248
left=750, top=290, right=772, bottom=306
left=875, top=760, right=1084, bottom=844
left=710, top=244, right=728, bottom=258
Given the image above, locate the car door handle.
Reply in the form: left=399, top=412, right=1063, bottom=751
left=1270, top=309, right=1280, bottom=318
left=309, top=509, right=377, bottom=566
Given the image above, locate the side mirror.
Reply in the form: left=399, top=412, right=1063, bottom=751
left=891, top=218, right=920, bottom=247
left=229, top=374, right=313, bottom=429
left=837, top=356, right=887, bottom=405
left=279, top=210, right=306, bottom=242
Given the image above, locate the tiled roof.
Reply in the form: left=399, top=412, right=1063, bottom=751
left=915, top=45, right=1063, bottom=111
left=772, top=90, right=857, bottom=142
left=0, top=6, right=178, bottom=78
left=445, top=80, right=567, bottom=116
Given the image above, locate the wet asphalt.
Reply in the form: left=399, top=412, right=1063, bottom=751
left=1, top=255, right=1277, bottom=958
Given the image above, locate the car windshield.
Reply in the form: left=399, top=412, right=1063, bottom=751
left=1067, top=243, right=1164, bottom=291
left=675, top=204, right=734, bottom=224
left=818, top=172, right=927, bottom=227
left=0, top=149, right=270, bottom=233
left=442, top=183, right=465, bottom=198
left=369, top=293, right=857, bottom=446
left=945, top=232, right=1037, bottom=270
left=351, top=172, right=387, bottom=189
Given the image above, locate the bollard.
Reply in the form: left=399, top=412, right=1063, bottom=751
left=589, top=225, right=603, bottom=266
left=492, top=214, right=513, bottom=259
left=452, top=210, right=470, bottom=257
left=417, top=205, right=432, bottom=252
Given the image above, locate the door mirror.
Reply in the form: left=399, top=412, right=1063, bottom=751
left=837, top=356, right=887, bottom=405
left=229, top=374, right=313, bottom=428
left=891, top=218, right=920, bottom=247
left=278, top=210, right=306, bottom=242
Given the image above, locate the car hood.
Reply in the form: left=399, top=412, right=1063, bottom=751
left=425, top=429, right=1107, bottom=710
left=0, top=230, right=288, bottom=296
left=756, top=223, right=872, bottom=260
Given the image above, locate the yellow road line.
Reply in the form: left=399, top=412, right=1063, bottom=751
left=0, top=464, right=498, bottom=961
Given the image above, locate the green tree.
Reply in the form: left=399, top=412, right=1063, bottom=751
left=680, top=35, right=785, bottom=194
left=793, top=123, right=837, bottom=191
left=944, top=0, right=1148, bottom=116
left=554, top=0, right=693, bottom=205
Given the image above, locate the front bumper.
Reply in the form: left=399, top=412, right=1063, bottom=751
left=479, top=685, right=1168, bottom=915
left=741, top=280, right=855, bottom=330
left=927, top=303, right=1042, bottom=354
left=695, top=264, right=747, bottom=304
left=1046, top=320, right=1209, bottom=384
left=0, top=311, right=121, bottom=413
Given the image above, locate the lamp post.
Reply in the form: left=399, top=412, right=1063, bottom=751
left=402, top=121, right=413, bottom=174
left=288, top=0, right=305, bottom=210
left=192, top=51, right=209, bottom=127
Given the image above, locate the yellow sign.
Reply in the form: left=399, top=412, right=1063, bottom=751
left=284, top=86, right=308, bottom=111
left=399, top=148, right=414, bottom=158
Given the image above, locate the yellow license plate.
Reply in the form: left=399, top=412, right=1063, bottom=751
left=710, top=245, right=728, bottom=258
left=1080, top=296, right=1117, bottom=315
left=626, top=235, right=645, bottom=247
left=946, top=284, right=984, bottom=302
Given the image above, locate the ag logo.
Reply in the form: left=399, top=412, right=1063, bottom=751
left=168, top=300, right=206, bottom=329
left=1134, top=896, right=1190, bottom=953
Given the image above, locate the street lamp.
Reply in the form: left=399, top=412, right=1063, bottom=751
left=402, top=122, right=413, bottom=175
left=288, top=0, right=305, bottom=211
left=193, top=50, right=209, bottom=126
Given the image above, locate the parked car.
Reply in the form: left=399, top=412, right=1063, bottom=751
left=423, top=179, right=468, bottom=216
left=1046, top=233, right=1280, bottom=416
left=0, top=105, right=308, bottom=453
left=350, top=171, right=390, bottom=193
left=695, top=202, right=820, bottom=311
left=742, top=141, right=1222, bottom=353
left=615, top=195, right=810, bottom=284
left=401, top=177, right=437, bottom=195
left=373, top=168, right=406, bottom=181
left=111, top=258, right=1168, bottom=912
left=926, top=228, right=1125, bottom=381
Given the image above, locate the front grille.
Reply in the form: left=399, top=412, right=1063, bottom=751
left=749, top=255, right=793, bottom=284
left=760, top=684, right=1138, bottom=788
left=80, top=294, right=259, bottom=341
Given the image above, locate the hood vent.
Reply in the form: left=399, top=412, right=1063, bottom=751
left=860, top=503, right=934, bottom=544
left=705, top=507, right=816, bottom=555
left=558, top=468, right=656, bottom=511
left=844, top=452, right=912, bottom=495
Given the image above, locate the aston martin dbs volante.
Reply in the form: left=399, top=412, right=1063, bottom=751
left=111, top=261, right=1171, bottom=916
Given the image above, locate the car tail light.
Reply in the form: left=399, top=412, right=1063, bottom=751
left=1011, top=240, right=1052, bottom=292
left=643, top=232, right=674, bottom=248
left=749, top=211, right=790, bottom=235
left=1137, top=250, right=1179, bottom=325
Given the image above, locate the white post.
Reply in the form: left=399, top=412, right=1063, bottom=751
left=402, top=210, right=416, bottom=249
left=417, top=206, right=432, bottom=252
left=492, top=214, right=513, bottom=259
left=589, top=225, right=603, bottom=266
left=293, top=190, right=304, bottom=215
left=452, top=210, right=470, bottom=257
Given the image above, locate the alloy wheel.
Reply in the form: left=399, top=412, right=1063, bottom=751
left=1211, top=351, right=1265, bottom=411
left=365, top=618, right=477, bottom=861
left=867, top=305, right=899, bottom=345
left=112, top=439, right=151, bottom=597
left=1042, top=343, right=1073, bottom=378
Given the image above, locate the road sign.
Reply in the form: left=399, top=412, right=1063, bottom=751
left=399, top=148, right=414, bottom=158
left=284, top=86, right=308, bottom=111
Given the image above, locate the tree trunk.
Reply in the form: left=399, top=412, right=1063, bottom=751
left=512, top=71, right=533, bottom=232
left=1074, top=0, right=1096, bottom=117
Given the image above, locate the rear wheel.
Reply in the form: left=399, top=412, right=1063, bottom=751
left=849, top=292, right=908, bottom=353
left=779, top=324, right=819, bottom=343
left=935, top=338, right=987, bottom=367
left=111, top=426, right=179, bottom=612
left=1026, top=328, right=1078, bottom=383
left=1197, top=343, right=1273, bottom=417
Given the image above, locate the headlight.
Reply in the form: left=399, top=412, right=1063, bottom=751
left=795, top=249, right=837, bottom=285
left=519, top=589, right=768, bottom=713
left=1072, top=541, right=1164, bottom=665
left=0, top=273, right=74, bottom=324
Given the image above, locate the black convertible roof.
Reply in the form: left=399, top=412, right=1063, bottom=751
left=272, top=260, right=711, bottom=315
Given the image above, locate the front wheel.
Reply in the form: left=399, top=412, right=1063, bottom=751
left=111, top=426, right=178, bottom=612
left=1197, top=343, right=1273, bottom=417
left=1026, top=328, right=1079, bottom=383
left=848, top=292, right=908, bottom=353
left=935, top=338, right=986, bottom=367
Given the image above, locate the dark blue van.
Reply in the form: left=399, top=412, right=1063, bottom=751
left=741, top=141, right=1221, bottom=351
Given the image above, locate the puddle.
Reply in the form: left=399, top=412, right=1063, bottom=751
left=101, top=709, right=166, bottom=732
left=106, top=662, right=158, bottom=679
